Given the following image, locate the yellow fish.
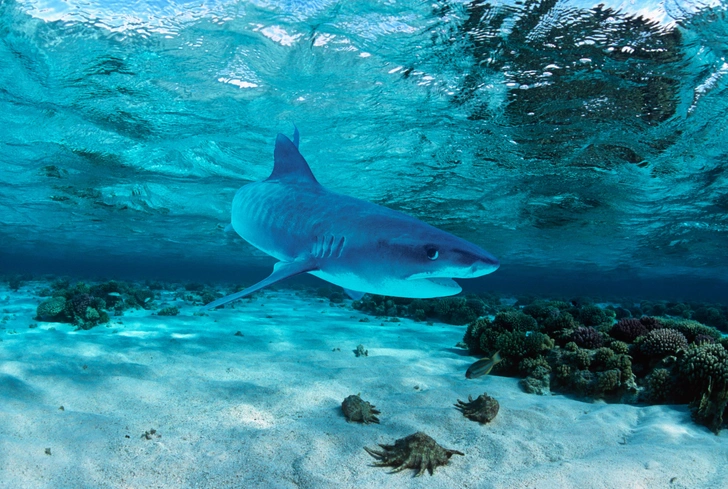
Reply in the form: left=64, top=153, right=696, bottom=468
left=465, top=351, right=502, bottom=379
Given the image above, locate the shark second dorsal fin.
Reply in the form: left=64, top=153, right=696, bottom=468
left=267, top=128, right=318, bottom=184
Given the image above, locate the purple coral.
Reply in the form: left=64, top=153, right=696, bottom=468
left=694, top=334, right=715, bottom=345
left=571, top=326, right=604, bottom=349
left=640, top=328, right=688, bottom=356
left=70, top=293, right=94, bottom=316
left=639, top=316, right=663, bottom=332
left=610, top=318, right=648, bottom=343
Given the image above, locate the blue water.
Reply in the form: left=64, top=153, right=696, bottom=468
left=1, top=0, right=727, bottom=301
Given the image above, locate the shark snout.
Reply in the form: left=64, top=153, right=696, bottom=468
left=470, top=251, right=499, bottom=275
left=473, top=254, right=500, bottom=274
left=457, top=246, right=499, bottom=278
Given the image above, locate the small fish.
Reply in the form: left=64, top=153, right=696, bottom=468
left=465, top=351, right=502, bottom=379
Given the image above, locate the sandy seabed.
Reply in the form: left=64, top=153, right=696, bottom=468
left=0, top=282, right=726, bottom=489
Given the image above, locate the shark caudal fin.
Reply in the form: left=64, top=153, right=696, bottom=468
left=266, top=128, right=318, bottom=184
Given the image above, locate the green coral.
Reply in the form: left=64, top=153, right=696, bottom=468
left=549, top=345, right=635, bottom=400
left=608, top=340, right=630, bottom=355
left=693, top=306, right=728, bottom=331
left=36, top=281, right=119, bottom=329
left=596, top=369, right=622, bottom=393
left=85, top=307, right=100, bottom=322
left=522, top=300, right=568, bottom=325
left=605, top=353, right=633, bottom=383
left=463, top=318, right=491, bottom=355
left=433, top=296, right=485, bottom=324
left=577, top=304, right=610, bottom=327
left=520, top=366, right=551, bottom=395
left=353, top=294, right=493, bottom=324
left=157, top=306, right=180, bottom=316
left=693, top=379, right=728, bottom=434
left=593, top=347, right=615, bottom=365
left=542, top=311, right=577, bottom=338
left=492, top=310, right=539, bottom=332
left=570, top=348, right=592, bottom=369
left=519, top=355, right=551, bottom=375
left=679, top=344, right=728, bottom=390
left=36, top=297, right=67, bottom=320
left=640, top=329, right=688, bottom=357
left=643, top=368, right=674, bottom=404
left=678, top=343, right=728, bottom=433
left=657, top=318, right=722, bottom=343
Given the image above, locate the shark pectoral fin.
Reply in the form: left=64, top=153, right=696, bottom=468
left=343, top=288, right=366, bottom=300
left=201, top=259, right=317, bottom=310
left=224, top=223, right=234, bottom=234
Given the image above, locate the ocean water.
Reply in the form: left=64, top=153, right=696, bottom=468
left=2, top=0, right=727, bottom=299
left=1, top=1, right=728, bottom=487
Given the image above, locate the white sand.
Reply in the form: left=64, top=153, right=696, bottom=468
left=0, top=283, right=726, bottom=489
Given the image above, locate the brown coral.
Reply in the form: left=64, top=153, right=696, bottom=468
left=571, top=326, right=604, bottom=349
left=455, top=393, right=500, bottom=423
left=342, top=394, right=380, bottom=424
left=364, top=432, right=463, bottom=476
left=610, top=318, right=648, bottom=342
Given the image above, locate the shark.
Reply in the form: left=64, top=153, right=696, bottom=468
left=203, top=129, right=499, bottom=310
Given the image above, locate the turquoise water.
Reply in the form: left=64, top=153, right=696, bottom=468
left=1, top=0, right=727, bottom=299
left=2, top=3, right=728, bottom=486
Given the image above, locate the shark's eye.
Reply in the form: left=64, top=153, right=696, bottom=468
left=425, top=247, right=439, bottom=261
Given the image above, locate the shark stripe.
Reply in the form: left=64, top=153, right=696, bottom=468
left=335, top=236, right=346, bottom=258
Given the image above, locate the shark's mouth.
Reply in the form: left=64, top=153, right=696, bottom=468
left=425, top=277, right=460, bottom=289
left=406, top=274, right=461, bottom=290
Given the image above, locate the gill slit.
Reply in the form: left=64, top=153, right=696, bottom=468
left=312, top=235, right=346, bottom=259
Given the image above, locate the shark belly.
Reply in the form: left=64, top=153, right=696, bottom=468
left=309, top=269, right=462, bottom=299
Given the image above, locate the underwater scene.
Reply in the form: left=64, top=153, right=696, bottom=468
left=1, top=0, right=728, bottom=487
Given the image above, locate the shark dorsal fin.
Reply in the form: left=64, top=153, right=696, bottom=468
left=268, top=128, right=318, bottom=184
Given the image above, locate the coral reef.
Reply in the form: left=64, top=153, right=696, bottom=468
left=458, top=296, right=728, bottom=432
left=678, top=343, right=728, bottom=433
left=454, top=393, right=499, bottom=423
left=571, top=326, right=604, bottom=349
left=549, top=344, right=636, bottom=400
left=610, top=318, right=649, bottom=342
left=354, top=344, right=368, bottom=357
left=36, top=297, right=67, bottom=320
left=657, top=318, right=722, bottom=343
left=341, top=394, right=380, bottom=424
left=642, top=368, right=674, bottom=404
left=693, top=306, right=728, bottom=332
left=520, top=365, right=551, bottom=395
left=464, top=310, right=553, bottom=374
left=639, top=328, right=688, bottom=357
left=157, top=306, right=179, bottom=316
left=34, top=282, right=110, bottom=330
left=352, top=293, right=499, bottom=325
left=577, top=304, right=611, bottom=327
left=364, top=432, right=463, bottom=476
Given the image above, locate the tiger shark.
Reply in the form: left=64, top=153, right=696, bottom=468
left=203, top=129, right=499, bottom=309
